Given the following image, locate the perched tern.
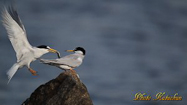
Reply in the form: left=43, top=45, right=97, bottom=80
left=40, top=47, right=86, bottom=72
left=2, top=5, right=59, bottom=83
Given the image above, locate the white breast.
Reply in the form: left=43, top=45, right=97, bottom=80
left=77, top=57, right=82, bottom=62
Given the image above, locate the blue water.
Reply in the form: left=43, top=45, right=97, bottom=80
left=0, top=0, right=187, bottom=105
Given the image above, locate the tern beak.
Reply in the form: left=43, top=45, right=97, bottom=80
left=66, top=50, right=74, bottom=52
left=48, top=48, right=58, bottom=53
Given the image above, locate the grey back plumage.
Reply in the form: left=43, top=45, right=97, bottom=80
left=41, top=53, right=84, bottom=68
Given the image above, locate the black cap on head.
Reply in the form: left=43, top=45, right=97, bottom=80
left=74, top=47, right=86, bottom=55
left=37, top=45, right=50, bottom=49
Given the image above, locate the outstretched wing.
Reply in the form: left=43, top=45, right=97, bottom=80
left=2, top=5, right=32, bottom=61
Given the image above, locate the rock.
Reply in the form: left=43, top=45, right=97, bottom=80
left=22, top=71, right=93, bottom=105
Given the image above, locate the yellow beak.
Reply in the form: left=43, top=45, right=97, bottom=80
left=66, top=50, right=74, bottom=52
left=48, top=48, right=58, bottom=53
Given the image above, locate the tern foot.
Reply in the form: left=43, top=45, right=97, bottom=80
left=29, top=68, right=38, bottom=76
left=69, top=68, right=77, bottom=75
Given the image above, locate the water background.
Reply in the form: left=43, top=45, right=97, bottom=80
left=0, top=0, right=187, bottom=105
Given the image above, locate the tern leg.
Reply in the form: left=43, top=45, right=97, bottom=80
left=69, top=68, right=76, bottom=74
left=69, top=68, right=78, bottom=82
left=28, top=68, right=37, bottom=76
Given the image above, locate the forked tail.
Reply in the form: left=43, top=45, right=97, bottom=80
left=7, top=63, right=19, bottom=84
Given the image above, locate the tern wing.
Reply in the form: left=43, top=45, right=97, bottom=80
left=41, top=54, right=82, bottom=67
left=2, top=5, right=32, bottom=62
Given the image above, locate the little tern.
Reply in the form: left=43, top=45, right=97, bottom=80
left=2, top=5, right=59, bottom=83
left=40, top=47, right=86, bottom=73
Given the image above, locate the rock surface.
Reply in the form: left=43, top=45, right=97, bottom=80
left=22, top=71, right=93, bottom=105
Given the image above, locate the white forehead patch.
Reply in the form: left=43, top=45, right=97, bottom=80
left=75, top=51, right=83, bottom=54
left=47, top=46, right=51, bottom=49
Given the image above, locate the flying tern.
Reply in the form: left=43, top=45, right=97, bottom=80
left=2, top=5, right=59, bottom=83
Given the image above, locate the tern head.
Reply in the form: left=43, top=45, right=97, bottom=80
left=37, top=45, right=58, bottom=53
left=66, top=47, right=86, bottom=55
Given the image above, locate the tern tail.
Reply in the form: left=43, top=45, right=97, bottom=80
left=40, top=59, right=57, bottom=66
left=40, top=59, right=51, bottom=64
left=7, top=63, right=19, bottom=84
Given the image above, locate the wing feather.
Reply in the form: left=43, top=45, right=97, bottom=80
left=41, top=54, right=82, bottom=67
left=2, top=5, right=32, bottom=61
